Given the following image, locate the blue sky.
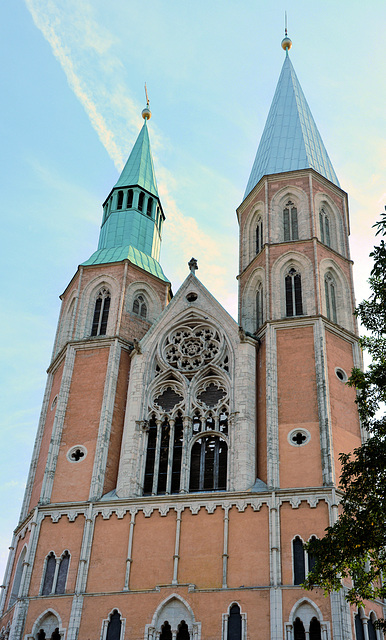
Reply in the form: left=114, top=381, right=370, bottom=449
left=0, top=1, right=385, bottom=579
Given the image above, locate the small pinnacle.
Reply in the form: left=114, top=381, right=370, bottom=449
left=188, top=257, right=198, bottom=274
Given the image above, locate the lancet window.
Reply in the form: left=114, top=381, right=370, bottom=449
left=9, top=546, right=26, bottom=606
left=127, top=189, right=133, bottom=208
left=138, top=191, right=144, bottom=212
left=319, top=208, right=331, bottom=247
left=147, top=197, right=153, bottom=217
left=256, top=218, right=263, bottom=254
left=283, top=200, right=299, bottom=241
left=91, top=288, right=110, bottom=336
left=227, top=604, right=242, bottom=640
left=324, top=274, right=337, bottom=323
left=256, top=283, right=263, bottom=329
left=106, top=610, right=122, bottom=640
left=285, top=268, right=303, bottom=317
left=116, top=190, right=124, bottom=210
left=143, top=317, right=231, bottom=496
left=132, top=294, right=147, bottom=319
left=293, top=536, right=317, bottom=585
left=41, top=551, right=70, bottom=596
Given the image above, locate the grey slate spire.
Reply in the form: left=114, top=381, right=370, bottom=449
left=244, top=51, right=340, bottom=199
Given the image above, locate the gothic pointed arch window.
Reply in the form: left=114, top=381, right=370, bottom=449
left=283, top=200, right=299, bottom=241
left=160, top=621, right=172, bottom=640
left=256, top=218, right=263, bottom=254
left=41, top=552, right=56, bottom=595
left=91, top=288, right=111, bottom=336
left=144, top=414, right=184, bottom=495
left=309, top=617, right=321, bottom=640
left=55, top=550, right=69, bottom=594
left=132, top=294, right=148, bottom=319
left=293, top=537, right=306, bottom=585
left=116, top=190, right=124, bottom=210
left=355, top=611, right=365, bottom=640
left=177, top=621, right=190, bottom=640
left=256, top=283, right=263, bottom=329
left=138, top=191, right=144, bottom=212
left=294, top=618, right=306, bottom=640
left=127, top=189, right=133, bottom=208
left=147, top=197, right=153, bottom=217
left=368, top=613, right=378, bottom=640
left=227, top=604, right=242, bottom=640
left=9, top=546, right=26, bottom=606
left=319, top=208, right=331, bottom=247
left=106, top=610, right=122, bottom=640
left=324, top=273, right=337, bottom=323
left=285, top=268, right=303, bottom=317
left=189, top=435, right=227, bottom=492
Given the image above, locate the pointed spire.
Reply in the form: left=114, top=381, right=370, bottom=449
left=114, top=119, right=159, bottom=197
left=244, top=40, right=340, bottom=199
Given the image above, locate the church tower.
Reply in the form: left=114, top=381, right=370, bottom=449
left=0, top=37, right=382, bottom=640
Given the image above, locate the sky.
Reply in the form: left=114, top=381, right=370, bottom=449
left=0, top=1, right=385, bottom=580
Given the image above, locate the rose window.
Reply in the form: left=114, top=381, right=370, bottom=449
left=164, top=324, right=221, bottom=373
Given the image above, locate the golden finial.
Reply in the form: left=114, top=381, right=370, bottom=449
left=142, top=83, right=152, bottom=120
left=281, top=12, right=292, bottom=51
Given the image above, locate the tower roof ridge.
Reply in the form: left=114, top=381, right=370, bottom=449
left=244, top=53, right=340, bottom=199
left=114, top=120, right=159, bottom=197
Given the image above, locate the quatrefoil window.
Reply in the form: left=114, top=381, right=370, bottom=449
left=197, top=383, right=226, bottom=408
left=288, top=429, right=310, bottom=447
left=67, top=445, right=87, bottom=463
left=154, top=387, right=183, bottom=412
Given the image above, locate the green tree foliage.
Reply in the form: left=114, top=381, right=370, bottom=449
left=304, top=209, right=386, bottom=625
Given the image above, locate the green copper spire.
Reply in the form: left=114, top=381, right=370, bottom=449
left=244, top=46, right=340, bottom=199
left=82, top=105, right=168, bottom=282
left=113, top=120, right=159, bottom=197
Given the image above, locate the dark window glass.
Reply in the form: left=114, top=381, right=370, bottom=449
left=55, top=551, right=69, bottom=594
left=319, top=211, right=325, bottom=244
left=284, top=201, right=298, bottom=241
left=283, top=207, right=290, bottom=241
left=189, top=440, right=201, bottom=492
left=127, top=189, right=133, bottom=208
left=256, top=286, right=263, bottom=329
left=158, top=420, right=170, bottom=494
left=285, top=269, right=303, bottom=317
left=189, top=436, right=227, bottom=492
left=294, top=618, right=306, bottom=640
left=138, top=191, right=144, bottom=212
left=37, top=632, right=46, bottom=640
left=291, top=206, right=298, bottom=240
left=117, top=191, right=123, bottom=210
left=132, top=294, right=147, bottom=319
left=9, top=547, right=26, bottom=605
left=227, top=604, right=242, bottom=640
left=325, top=276, right=337, bottom=323
left=308, top=536, right=317, bottom=573
left=147, top=197, right=153, bottom=217
left=355, top=614, right=365, bottom=640
left=309, top=617, right=321, bottom=640
left=294, top=274, right=303, bottom=315
left=293, top=537, right=305, bottom=584
left=325, top=216, right=330, bottom=246
left=42, top=553, right=56, bottom=595
left=160, top=622, right=172, bottom=640
left=106, top=610, right=121, bottom=640
left=143, top=417, right=157, bottom=495
left=51, top=629, right=61, bottom=640
left=91, top=289, right=110, bottom=336
left=177, top=621, right=190, bottom=640
left=368, top=617, right=377, bottom=640
left=171, top=416, right=183, bottom=494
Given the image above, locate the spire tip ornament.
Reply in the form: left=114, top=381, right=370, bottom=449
left=188, top=257, right=198, bottom=274
left=281, top=12, right=292, bottom=51
left=142, top=82, right=152, bottom=120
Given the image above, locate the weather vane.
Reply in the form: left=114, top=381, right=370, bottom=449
left=285, top=10, right=288, bottom=36
left=145, top=83, right=150, bottom=107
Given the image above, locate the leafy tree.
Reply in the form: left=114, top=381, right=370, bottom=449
left=304, top=208, right=386, bottom=627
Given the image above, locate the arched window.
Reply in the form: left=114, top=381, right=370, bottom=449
left=106, top=610, right=122, bottom=640
left=138, top=191, right=144, bottom=212
left=144, top=415, right=184, bottom=496
left=256, top=218, right=263, bottom=254
left=37, top=631, right=46, bottom=640
left=51, top=629, right=61, bottom=640
left=55, top=551, right=69, bottom=594
left=256, top=283, right=263, bottom=329
left=147, top=197, right=153, bottom=217
left=324, top=274, right=337, bottom=323
left=160, top=621, right=172, bottom=640
left=294, top=618, right=306, bottom=640
left=285, top=268, right=303, bottom=317
left=189, top=435, right=227, bottom=492
left=307, top=536, right=317, bottom=573
left=368, top=614, right=377, bottom=640
left=116, top=191, right=123, bottom=210
left=309, top=617, right=321, bottom=640
left=293, top=537, right=305, bottom=585
left=227, top=604, right=242, bottom=640
left=132, top=294, right=147, bottom=319
left=319, top=208, right=331, bottom=247
left=355, top=612, right=365, bottom=640
left=9, top=546, right=26, bottom=606
left=283, top=200, right=298, bottom=241
left=41, top=552, right=56, bottom=595
left=177, top=621, right=190, bottom=640
left=91, top=288, right=111, bottom=336
left=127, top=189, right=133, bottom=208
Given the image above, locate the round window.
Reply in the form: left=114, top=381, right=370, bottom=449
left=186, top=292, right=198, bottom=302
left=67, top=445, right=87, bottom=463
left=335, top=367, right=348, bottom=382
left=288, top=429, right=311, bottom=447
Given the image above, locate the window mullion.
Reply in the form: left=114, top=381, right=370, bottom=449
left=152, top=420, right=162, bottom=495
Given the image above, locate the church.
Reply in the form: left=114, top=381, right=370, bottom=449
left=0, top=34, right=382, bottom=640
